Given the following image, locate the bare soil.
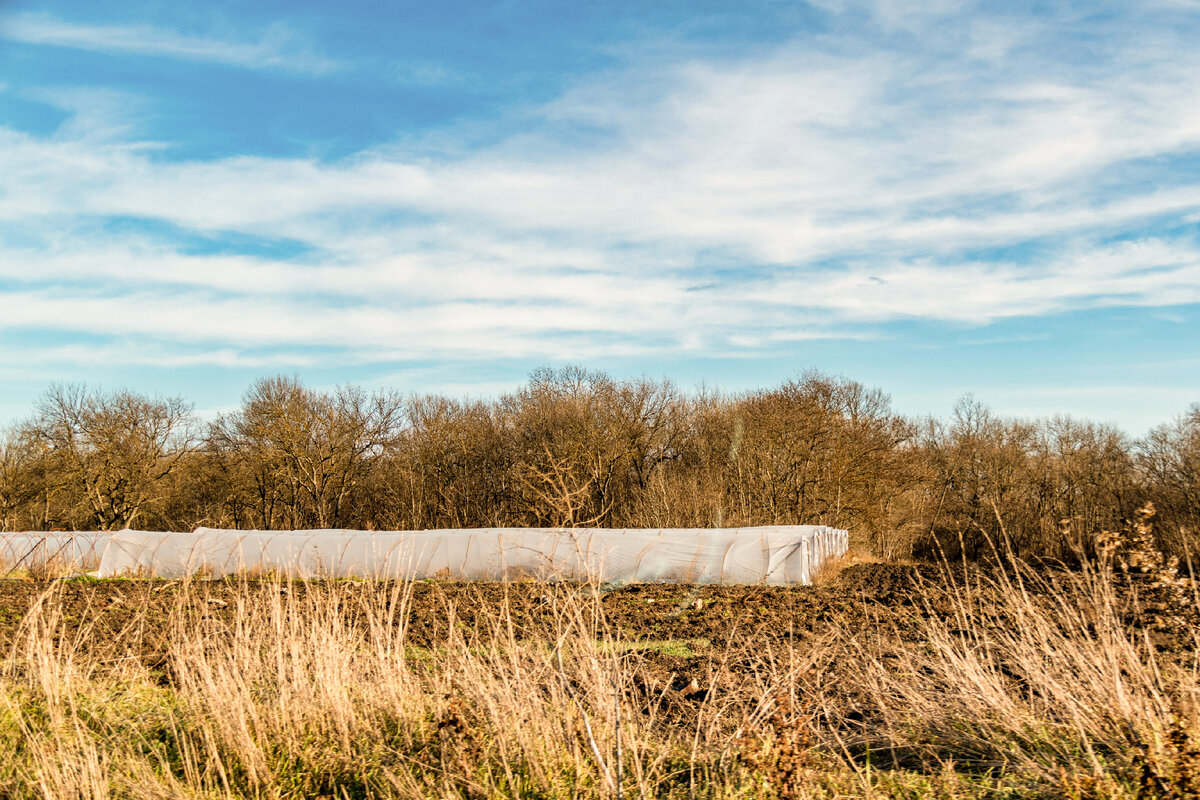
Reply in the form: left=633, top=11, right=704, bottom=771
left=0, top=564, right=943, bottom=647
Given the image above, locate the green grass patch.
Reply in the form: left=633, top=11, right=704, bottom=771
left=603, top=638, right=710, bottom=657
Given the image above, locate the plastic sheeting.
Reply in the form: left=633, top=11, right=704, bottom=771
left=0, top=531, right=111, bottom=573
left=96, top=526, right=848, bottom=584
left=0, top=526, right=849, bottom=584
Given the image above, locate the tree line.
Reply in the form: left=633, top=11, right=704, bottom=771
left=1, top=367, right=1196, bottom=561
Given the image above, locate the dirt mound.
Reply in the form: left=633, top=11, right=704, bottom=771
left=830, top=563, right=924, bottom=594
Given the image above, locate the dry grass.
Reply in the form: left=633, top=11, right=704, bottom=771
left=0, top=555, right=89, bottom=582
left=0, top=523, right=1197, bottom=799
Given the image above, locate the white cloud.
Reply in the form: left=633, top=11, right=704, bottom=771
left=3, top=2, right=1200, bottom=372
left=755, top=239, right=1200, bottom=324
left=0, top=13, right=339, bottom=74
left=9, top=35, right=1199, bottom=255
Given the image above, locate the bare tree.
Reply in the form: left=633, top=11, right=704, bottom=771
left=725, top=373, right=913, bottom=539
left=1139, top=403, right=1200, bottom=554
left=379, top=395, right=509, bottom=529
left=915, top=397, right=1139, bottom=560
left=502, top=367, right=676, bottom=527
left=212, top=377, right=404, bottom=529
left=22, top=385, right=197, bottom=530
left=1030, top=416, right=1136, bottom=547
left=0, top=373, right=1173, bottom=563
left=0, top=430, right=45, bottom=531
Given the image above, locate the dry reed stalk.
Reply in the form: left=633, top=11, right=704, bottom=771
left=815, top=554, right=1200, bottom=795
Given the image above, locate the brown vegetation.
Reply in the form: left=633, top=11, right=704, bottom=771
left=0, top=514, right=1196, bottom=798
left=0, top=367, right=1196, bottom=564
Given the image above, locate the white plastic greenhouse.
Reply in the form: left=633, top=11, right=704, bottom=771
left=0, top=526, right=848, bottom=584
left=0, top=531, right=110, bottom=573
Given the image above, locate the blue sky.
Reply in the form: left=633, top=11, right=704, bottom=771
left=1, top=0, right=1198, bottom=434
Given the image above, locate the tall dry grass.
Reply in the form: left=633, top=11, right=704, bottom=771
left=0, top=522, right=1198, bottom=799
left=1, top=579, right=749, bottom=799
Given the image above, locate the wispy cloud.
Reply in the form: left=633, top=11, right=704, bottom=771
left=0, top=13, right=340, bottom=74
left=2, top=1, right=1200, bottom=376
